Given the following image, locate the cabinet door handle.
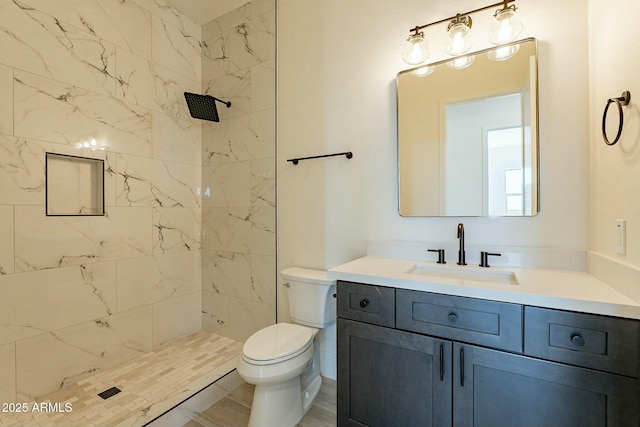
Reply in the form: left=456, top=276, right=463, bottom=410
left=448, top=313, right=458, bottom=322
left=460, top=347, right=465, bottom=387
left=571, top=334, right=586, bottom=347
left=359, top=298, right=369, bottom=308
left=439, top=344, right=444, bottom=381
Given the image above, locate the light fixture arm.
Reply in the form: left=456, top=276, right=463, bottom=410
left=494, top=0, right=518, bottom=17
left=448, top=14, right=473, bottom=31
left=408, top=0, right=516, bottom=34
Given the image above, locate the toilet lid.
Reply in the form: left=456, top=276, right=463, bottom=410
left=243, top=323, right=313, bottom=363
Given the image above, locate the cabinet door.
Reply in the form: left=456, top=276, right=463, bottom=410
left=453, top=343, right=640, bottom=427
left=338, top=318, right=452, bottom=427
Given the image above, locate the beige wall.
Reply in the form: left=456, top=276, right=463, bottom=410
left=588, top=0, right=640, bottom=267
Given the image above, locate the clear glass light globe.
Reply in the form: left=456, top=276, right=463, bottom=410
left=446, top=23, right=472, bottom=56
left=488, top=8, right=523, bottom=45
left=402, top=34, right=430, bottom=65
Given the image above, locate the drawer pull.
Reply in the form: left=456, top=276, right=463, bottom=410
left=439, top=344, right=444, bottom=381
left=460, top=347, right=465, bottom=387
left=448, top=313, right=458, bottom=322
left=571, top=334, right=586, bottom=347
left=359, top=298, right=369, bottom=308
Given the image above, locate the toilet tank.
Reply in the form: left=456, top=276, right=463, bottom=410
left=281, top=267, right=336, bottom=328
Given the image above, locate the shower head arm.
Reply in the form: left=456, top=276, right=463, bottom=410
left=209, top=96, right=231, bottom=108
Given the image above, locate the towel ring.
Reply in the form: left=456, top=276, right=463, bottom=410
left=602, top=91, right=631, bottom=146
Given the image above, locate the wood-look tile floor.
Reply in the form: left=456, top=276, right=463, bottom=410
left=185, top=378, right=337, bottom=427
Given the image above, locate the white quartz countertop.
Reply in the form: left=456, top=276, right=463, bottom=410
left=327, top=256, right=640, bottom=320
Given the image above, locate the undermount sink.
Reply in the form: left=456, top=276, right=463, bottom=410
left=407, top=263, right=519, bottom=286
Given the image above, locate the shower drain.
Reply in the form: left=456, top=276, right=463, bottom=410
left=98, top=386, right=121, bottom=400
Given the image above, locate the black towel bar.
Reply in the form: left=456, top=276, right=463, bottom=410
left=287, top=151, right=353, bottom=165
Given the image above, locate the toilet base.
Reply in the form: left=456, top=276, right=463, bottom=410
left=247, top=374, right=322, bottom=427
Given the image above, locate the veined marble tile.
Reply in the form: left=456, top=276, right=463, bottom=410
left=201, top=119, right=242, bottom=165
left=115, top=47, right=155, bottom=109
left=152, top=109, right=201, bottom=165
left=0, top=136, right=116, bottom=207
left=0, top=342, right=15, bottom=403
left=115, top=153, right=201, bottom=208
left=152, top=58, right=200, bottom=121
left=226, top=9, right=275, bottom=73
left=202, top=108, right=274, bottom=166
left=203, top=3, right=250, bottom=40
left=0, top=64, right=12, bottom=136
left=15, top=206, right=152, bottom=272
left=202, top=208, right=229, bottom=251
left=117, top=251, right=201, bottom=312
left=229, top=206, right=275, bottom=255
left=250, top=0, right=275, bottom=19
left=0, top=1, right=116, bottom=95
left=201, top=34, right=229, bottom=82
left=201, top=291, right=229, bottom=337
left=21, top=0, right=152, bottom=59
left=202, top=250, right=250, bottom=299
left=247, top=108, right=276, bottom=157
left=0, top=136, right=46, bottom=206
left=152, top=292, right=201, bottom=347
left=16, top=306, right=152, bottom=401
left=251, top=254, right=276, bottom=305
left=116, top=47, right=200, bottom=124
left=152, top=207, right=201, bottom=254
left=14, top=71, right=152, bottom=158
left=137, top=0, right=200, bottom=41
left=203, top=69, right=250, bottom=119
left=251, top=157, right=275, bottom=207
left=0, top=262, right=117, bottom=346
left=202, top=161, right=250, bottom=208
left=151, top=15, right=201, bottom=82
left=228, top=298, right=274, bottom=342
left=251, top=60, right=275, bottom=112
left=0, top=205, right=13, bottom=275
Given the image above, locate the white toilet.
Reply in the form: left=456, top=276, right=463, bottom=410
left=236, top=267, right=336, bottom=427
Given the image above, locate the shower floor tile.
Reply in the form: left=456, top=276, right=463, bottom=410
left=0, top=331, right=242, bottom=427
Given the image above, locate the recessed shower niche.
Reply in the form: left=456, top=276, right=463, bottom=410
left=46, top=153, right=105, bottom=216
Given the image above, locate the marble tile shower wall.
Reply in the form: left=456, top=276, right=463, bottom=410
left=200, top=1, right=276, bottom=343
left=0, top=0, right=205, bottom=403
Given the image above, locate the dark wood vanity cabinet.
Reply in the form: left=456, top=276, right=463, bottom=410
left=337, top=280, right=640, bottom=427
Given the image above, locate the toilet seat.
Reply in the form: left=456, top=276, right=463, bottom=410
left=242, top=323, right=314, bottom=366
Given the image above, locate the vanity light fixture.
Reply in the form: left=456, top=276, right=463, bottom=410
left=402, top=0, right=522, bottom=66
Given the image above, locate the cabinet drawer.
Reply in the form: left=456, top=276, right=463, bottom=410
left=396, top=289, right=522, bottom=352
left=525, top=307, right=640, bottom=377
left=337, top=281, right=395, bottom=327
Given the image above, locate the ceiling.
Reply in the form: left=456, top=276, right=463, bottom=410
left=163, top=0, right=250, bottom=25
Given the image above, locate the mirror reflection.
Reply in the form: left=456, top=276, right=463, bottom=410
left=397, top=38, right=538, bottom=217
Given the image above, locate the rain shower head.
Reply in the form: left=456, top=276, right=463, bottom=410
left=184, top=92, right=231, bottom=122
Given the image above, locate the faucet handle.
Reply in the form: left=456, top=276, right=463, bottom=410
left=428, top=249, right=446, bottom=264
left=480, top=251, right=501, bottom=268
